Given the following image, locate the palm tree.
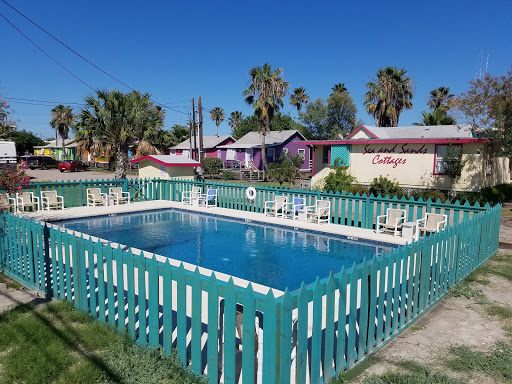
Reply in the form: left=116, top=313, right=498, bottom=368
left=289, top=87, right=310, bottom=117
left=76, top=90, right=163, bottom=179
left=209, top=107, right=225, bottom=136
left=50, top=105, right=74, bottom=159
left=331, top=83, right=347, bottom=95
left=413, top=110, right=456, bottom=126
left=243, top=63, right=289, bottom=169
left=364, top=67, right=414, bottom=127
left=228, top=111, right=244, bottom=132
left=427, top=86, right=455, bottom=113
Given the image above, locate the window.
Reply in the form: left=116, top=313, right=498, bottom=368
left=434, top=145, right=448, bottom=174
left=282, top=148, right=289, bottom=155
left=322, top=146, right=329, bottom=163
left=298, top=148, right=305, bottom=160
left=267, top=148, right=275, bottom=161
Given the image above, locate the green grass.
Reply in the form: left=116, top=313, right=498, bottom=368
left=330, top=356, right=380, bottom=383
left=409, top=326, right=421, bottom=332
left=446, top=342, right=512, bottom=382
left=205, top=177, right=292, bottom=188
left=447, top=280, right=483, bottom=299
left=485, top=304, right=512, bottom=320
left=0, top=300, right=205, bottom=384
left=0, top=273, right=23, bottom=290
left=362, top=371, right=461, bottom=384
left=470, top=253, right=512, bottom=283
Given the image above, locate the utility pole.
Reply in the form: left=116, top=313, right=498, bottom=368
left=192, top=98, right=197, bottom=160
left=198, top=96, right=204, bottom=163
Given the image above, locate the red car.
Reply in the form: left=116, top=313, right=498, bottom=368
left=58, top=160, right=88, bottom=172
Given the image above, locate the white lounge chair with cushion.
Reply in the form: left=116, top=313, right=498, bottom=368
left=376, top=208, right=406, bottom=237
left=199, top=188, right=218, bottom=208
left=264, top=195, right=287, bottom=217
left=0, top=193, right=16, bottom=213
left=305, top=200, right=331, bottom=224
left=41, top=191, right=64, bottom=211
left=87, top=188, right=107, bottom=206
left=417, top=213, right=447, bottom=237
left=16, top=191, right=40, bottom=212
left=109, top=187, right=130, bottom=205
left=281, top=196, right=306, bottom=220
left=182, top=186, right=202, bottom=206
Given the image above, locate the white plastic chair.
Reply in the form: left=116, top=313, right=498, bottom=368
left=182, top=187, right=202, bottom=205
left=305, top=200, right=331, bottom=224
left=0, top=193, right=16, bottom=213
left=87, top=188, right=107, bottom=206
left=376, top=208, right=406, bottom=237
left=264, top=195, right=287, bottom=217
left=109, top=187, right=130, bottom=205
left=417, top=213, right=447, bottom=237
left=16, top=191, right=40, bottom=212
left=199, top=188, right=218, bottom=208
left=280, top=196, right=306, bottom=220
left=41, top=190, right=64, bottom=211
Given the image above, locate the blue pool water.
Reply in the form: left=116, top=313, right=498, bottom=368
left=55, top=209, right=394, bottom=291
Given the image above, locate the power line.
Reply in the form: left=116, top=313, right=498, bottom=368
left=3, top=97, right=85, bottom=105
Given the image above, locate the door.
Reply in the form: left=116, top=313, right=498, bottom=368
left=245, top=149, right=253, bottom=167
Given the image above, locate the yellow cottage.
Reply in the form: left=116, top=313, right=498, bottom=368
left=131, top=155, right=200, bottom=180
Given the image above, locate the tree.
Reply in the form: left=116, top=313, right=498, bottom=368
left=265, top=152, right=304, bottom=186
left=453, top=67, right=512, bottom=157
left=442, top=144, right=468, bottom=197
left=232, top=112, right=303, bottom=140
left=326, top=91, right=358, bottom=137
left=413, top=110, right=456, bottom=126
left=299, top=98, right=329, bottom=139
left=364, top=66, right=414, bottom=127
left=243, top=63, right=289, bottom=170
left=228, top=111, right=244, bottom=136
left=321, top=166, right=356, bottom=193
left=209, top=107, right=225, bottom=136
left=76, top=90, right=164, bottom=179
left=8, top=130, right=45, bottom=155
left=0, top=100, right=15, bottom=139
left=169, top=124, right=190, bottom=146
left=201, top=157, right=223, bottom=178
left=289, top=87, right=310, bottom=117
left=331, top=83, right=347, bottom=95
left=50, top=105, right=75, bottom=159
left=427, top=86, right=454, bottom=113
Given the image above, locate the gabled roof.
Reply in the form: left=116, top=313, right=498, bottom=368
left=346, top=124, right=475, bottom=140
left=171, top=135, right=234, bottom=150
left=130, top=155, right=200, bottom=167
left=33, top=138, right=78, bottom=149
left=217, top=130, right=305, bottom=149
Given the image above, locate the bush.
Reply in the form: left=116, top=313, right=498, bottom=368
left=481, top=186, right=506, bottom=205
left=222, top=170, right=237, bottom=180
left=322, top=166, right=356, bottom=193
left=454, top=191, right=486, bottom=205
left=201, top=157, right=223, bottom=178
left=369, top=176, right=404, bottom=198
left=411, top=190, right=447, bottom=203
left=347, top=185, right=370, bottom=196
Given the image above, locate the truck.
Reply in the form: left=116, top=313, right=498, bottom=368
left=0, top=141, right=18, bottom=171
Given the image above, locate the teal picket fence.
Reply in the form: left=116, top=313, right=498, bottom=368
left=0, top=178, right=502, bottom=383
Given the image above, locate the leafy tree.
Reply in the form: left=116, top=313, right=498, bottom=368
left=233, top=112, right=303, bottom=140
left=0, top=100, right=16, bottom=139
left=413, top=110, right=456, bottom=126
left=209, top=107, right=225, bottom=137
left=453, top=67, right=512, bottom=157
left=427, top=86, right=454, bottom=113
left=201, top=157, right=223, bottom=178
left=243, top=63, right=289, bottom=169
left=228, top=111, right=244, bottom=136
left=331, top=83, right=347, bottom=95
left=326, top=91, right=358, bottom=137
left=8, top=130, right=45, bottom=155
left=169, top=124, right=190, bottom=146
left=369, top=176, right=403, bottom=198
left=364, top=66, right=414, bottom=127
left=289, top=87, right=310, bottom=116
left=321, top=166, right=356, bottom=193
left=50, top=105, right=75, bottom=159
left=299, top=98, right=328, bottom=139
left=76, top=90, right=164, bottom=179
left=442, top=144, right=468, bottom=196
left=265, top=152, right=304, bottom=186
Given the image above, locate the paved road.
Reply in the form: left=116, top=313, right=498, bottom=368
left=26, top=168, right=138, bottom=182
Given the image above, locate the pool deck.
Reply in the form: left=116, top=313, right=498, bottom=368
left=20, top=200, right=409, bottom=246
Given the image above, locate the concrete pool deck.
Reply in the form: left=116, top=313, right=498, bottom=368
left=19, top=199, right=409, bottom=246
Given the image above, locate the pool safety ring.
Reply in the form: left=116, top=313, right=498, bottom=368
left=245, top=187, right=257, bottom=201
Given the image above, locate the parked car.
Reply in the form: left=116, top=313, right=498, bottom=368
left=26, top=156, right=59, bottom=170
left=58, top=160, right=88, bottom=172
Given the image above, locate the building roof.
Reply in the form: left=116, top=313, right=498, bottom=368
left=346, top=124, right=475, bottom=140
left=130, top=155, right=201, bottom=167
left=33, top=138, right=78, bottom=149
left=217, top=130, right=305, bottom=149
left=171, top=135, right=234, bottom=150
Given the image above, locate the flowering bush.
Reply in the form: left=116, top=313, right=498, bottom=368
left=0, top=164, right=30, bottom=195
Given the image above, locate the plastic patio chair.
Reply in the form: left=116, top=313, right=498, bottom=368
left=109, top=187, right=130, bottom=205
left=41, top=190, right=64, bottom=211
left=16, top=191, right=41, bottom=212
left=264, top=195, right=287, bottom=217
left=199, top=188, right=218, bottom=208
left=417, top=213, right=447, bottom=236
left=305, top=200, right=331, bottom=224
left=87, top=188, right=107, bottom=206
left=376, top=208, right=406, bottom=237
left=280, top=196, right=306, bottom=220
left=182, top=186, right=202, bottom=205
left=0, top=193, right=16, bottom=213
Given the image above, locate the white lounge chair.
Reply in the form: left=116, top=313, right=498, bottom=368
left=376, top=208, right=406, bottom=237
left=281, top=196, right=306, bottom=220
left=417, top=213, right=447, bottom=236
left=16, top=191, right=40, bottom=212
left=87, top=188, right=107, bottom=206
left=41, top=190, right=64, bottom=211
left=199, top=188, right=218, bottom=208
left=0, top=193, right=16, bottom=213
left=305, top=200, right=331, bottom=224
left=109, top=187, right=130, bottom=205
left=264, top=195, right=287, bottom=217
left=182, top=186, right=202, bottom=206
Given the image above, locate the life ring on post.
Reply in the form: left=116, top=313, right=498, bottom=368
left=245, top=187, right=257, bottom=201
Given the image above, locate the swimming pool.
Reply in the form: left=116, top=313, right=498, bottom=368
left=54, top=209, right=394, bottom=291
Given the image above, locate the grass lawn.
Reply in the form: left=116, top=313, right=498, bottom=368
left=0, top=300, right=205, bottom=384
left=205, top=178, right=292, bottom=188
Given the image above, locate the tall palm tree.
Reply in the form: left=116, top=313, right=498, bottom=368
left=364, top=67, right=414, bottom=127
left=427, top=86, right=455, bottom=113
left=243, top=63, right=289, bottom=169
left=50, top=105, right=74, bottom=159
left=209, top=107, right=225, bottom=136
left=289, top=87, right=310, bottom=117
left=76, top=90, right=163, bottom=179
left=331, top=83, right=347, bottom=95
left=413, top=110, right=456, bottom=126
left=228, top=111, right=244, bottom=132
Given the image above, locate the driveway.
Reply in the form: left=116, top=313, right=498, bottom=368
left=26, top=168, right=138, bottom=182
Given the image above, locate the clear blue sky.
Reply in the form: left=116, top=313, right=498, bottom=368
left=1, top=0, right=511, bottom=139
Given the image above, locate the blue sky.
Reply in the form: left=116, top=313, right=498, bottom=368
left=1, top=0, right=511, bottom=139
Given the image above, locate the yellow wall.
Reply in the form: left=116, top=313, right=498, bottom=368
left=138, top=160, right=195, bottom=180
left=314, top=142, right=509, bottom=192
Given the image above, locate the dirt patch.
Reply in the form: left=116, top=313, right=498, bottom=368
left=478, top=275, right=512, bottom=306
